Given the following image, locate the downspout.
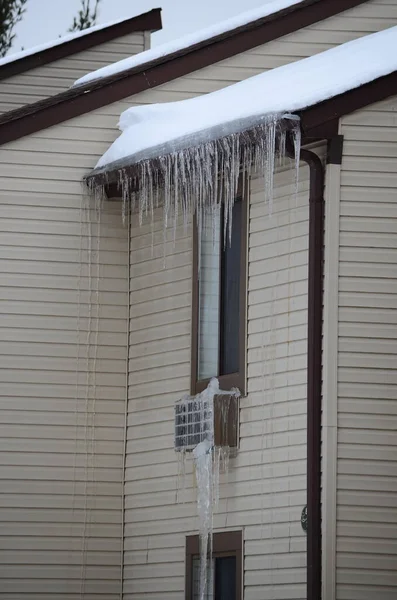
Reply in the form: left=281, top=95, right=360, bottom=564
left=300, top=147, right=325, bottom=600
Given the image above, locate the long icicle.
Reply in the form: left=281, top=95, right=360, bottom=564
left=175, top=379, right=240, bottom=600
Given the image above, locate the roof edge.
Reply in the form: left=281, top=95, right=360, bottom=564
left=0, top=8, right=162, bottom=82
left=0, top=0, right=370, bottom=144
left=300, top=70, right=397, bottom=138
left=83, top=70, right=397, bottom=194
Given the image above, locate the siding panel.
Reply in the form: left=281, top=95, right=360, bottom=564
left=0, top=113, right=128, bottom=596
left=0, top=32, right=145, bottom=113
left=337, top=96, right=397, bottom=599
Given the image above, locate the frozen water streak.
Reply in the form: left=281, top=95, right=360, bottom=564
left=175, top=379, right=240, bottom=600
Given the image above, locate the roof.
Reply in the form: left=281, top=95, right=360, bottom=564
left=91, top=25, right=397, bottom=176
left=73, top=0, right=303, bottom=87
left=0, top=0, right=370, bottom=146
left=0, top=8, right=162, bottom=82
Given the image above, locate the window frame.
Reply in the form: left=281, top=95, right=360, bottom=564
left=185, top=530, right=243, bottom=600
left=190, top=180, right=248, bottom=396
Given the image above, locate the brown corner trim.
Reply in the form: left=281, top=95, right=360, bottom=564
left=300, top=147, right=324, bottom=600
left=327, top=135, right=344, bottom=165
left=0, top=0, right=370, bottom=145
left=0, top=8, right=162, bottom=82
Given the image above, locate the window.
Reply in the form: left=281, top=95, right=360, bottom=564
left=185, top=531, right=242, bottom=600
left=191, top=183, right=248, bottom=395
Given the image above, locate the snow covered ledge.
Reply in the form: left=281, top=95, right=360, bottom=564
left=84, top=25, right=397, bottom=228
left=85, top=110, right=300, bottom=233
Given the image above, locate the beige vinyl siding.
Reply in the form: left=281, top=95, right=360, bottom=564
left=337, top=96, right=397, bottom=600
left=0, top=0, right=395, bottom=596
left=125, top=212, right=192, bottom=599
left=124, top=157, right=315, bottom=599
left=244, top=162, right=312, bottom=600
left=0, top=31, right=145, bottom=114
left=0, top=110, right=129, bottom=597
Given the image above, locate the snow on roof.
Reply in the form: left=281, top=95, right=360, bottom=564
left=0, top=12, right=151, bottom=68
left=94, top=25, right=397, bottom=172
left=73, top=0, right=303, bottom=87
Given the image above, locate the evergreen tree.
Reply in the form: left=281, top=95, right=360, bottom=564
left=0, top=0, right=28, bottom=57
left=69, top=0, right=100, bottom=32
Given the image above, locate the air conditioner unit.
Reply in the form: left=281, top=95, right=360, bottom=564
left=174, top=382, right=239, bottom=452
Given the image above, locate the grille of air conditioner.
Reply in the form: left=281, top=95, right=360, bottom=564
left=174, top=395, right=213, bottom=452
left=174, top=392, right=239, bottom=452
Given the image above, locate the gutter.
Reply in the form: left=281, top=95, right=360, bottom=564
left=300, top=148, right=324, bottom=600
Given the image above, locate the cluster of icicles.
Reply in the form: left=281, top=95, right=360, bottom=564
left=85, top=113, right=301, bottom=243
left=176, top=379, right=240, bottom=600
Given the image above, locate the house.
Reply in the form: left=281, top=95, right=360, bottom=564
left=0, top=8, right=162, bottom=113
left=0, top=0, right=396, bottom=599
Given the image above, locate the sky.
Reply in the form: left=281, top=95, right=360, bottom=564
left=12, top=0, right=271, bottom=54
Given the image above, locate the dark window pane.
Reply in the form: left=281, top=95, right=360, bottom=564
left=215, top=556, right=236, bottom=600
left=220, top=198, right=242, bottom=375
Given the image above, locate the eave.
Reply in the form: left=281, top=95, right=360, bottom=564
left=0, top=0, right=370, bottom=146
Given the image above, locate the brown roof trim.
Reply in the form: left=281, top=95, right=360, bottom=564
left=0, top=0, right=369, bottom=145
left=0, top=8, right=162, bottom=82
left=300, top=70, right=397, bottom=139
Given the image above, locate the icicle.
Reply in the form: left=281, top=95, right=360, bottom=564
left=76, top=182, right=104, bottom=599
left=90, top=187, right=101, bottom=507
left=278, top=129, right=286, bottom=168
left=176, top=448, right=187, bottom=504
left=73, top=184, right=85, bottom=513
left=213, top=446, right=221, bottom=510
left=193, top=439, right=213, bottom=600
left=85, top=114, right=301, bottom=246
left=291, top=116, right=302, bottom=205
left=174, top=379, right=239, bottom=600
left=121, top=168, right=128, bottom=225
left=79, top=189, right=92, bottom=598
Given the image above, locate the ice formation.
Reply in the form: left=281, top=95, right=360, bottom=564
left=86, top=24, right=397, bottom=238
left=90, top=24, right=397, bottom=175
left=175, top=378, right=240, bottom=600
left=86, top=114, right=300, bottom=245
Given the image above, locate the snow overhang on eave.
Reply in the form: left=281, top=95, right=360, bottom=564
left=83, top=111, right=302, bottom=247
left=84, top=113, right=299, bottom=199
